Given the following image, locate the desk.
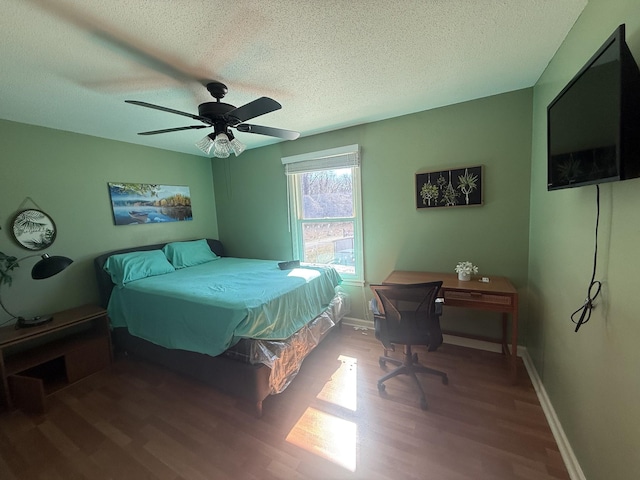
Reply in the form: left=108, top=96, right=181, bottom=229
left=383, top=271, right=519, bottom=383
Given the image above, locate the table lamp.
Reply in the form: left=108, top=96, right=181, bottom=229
left=0, top=253, right=73, bottom=329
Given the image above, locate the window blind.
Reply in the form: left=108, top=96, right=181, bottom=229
left=281, top=144, right=360, bottom=175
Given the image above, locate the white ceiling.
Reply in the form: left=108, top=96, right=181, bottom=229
left=0, top=0, right=586, bottom=157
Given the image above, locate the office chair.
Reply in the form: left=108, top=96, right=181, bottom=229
left=370, top=282, right=448, bottom=410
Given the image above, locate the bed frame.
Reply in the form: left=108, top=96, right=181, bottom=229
left=94, top=239, right=335, bottom=417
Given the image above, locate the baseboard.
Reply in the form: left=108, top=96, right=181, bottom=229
left=342, top=316, right=372, bottom=330
left=520, top=348, right=586, bottom=480
left=441, top=334, right=504, bottom=354
left=342, top=317, right=584, bottom=479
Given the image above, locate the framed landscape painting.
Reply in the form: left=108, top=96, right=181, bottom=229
left=416, top=166, right=483, bottom=209
left=108, top=183, right=193, bottom=225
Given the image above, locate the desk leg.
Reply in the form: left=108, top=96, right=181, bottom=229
left=509, top=311, right=518, bottom=384
left=501, top=312, right=518, bottom=384
left=502, top=315, right=508, bottom=355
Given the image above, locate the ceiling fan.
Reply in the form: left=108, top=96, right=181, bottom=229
left=126, top=81, right=300, bottom=158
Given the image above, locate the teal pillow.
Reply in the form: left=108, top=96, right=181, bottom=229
left=163, top=239, right=219, bottom=268
left=104, top=250, right=175, bottom=287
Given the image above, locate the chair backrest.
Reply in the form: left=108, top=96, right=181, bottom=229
left=370, top=282, right=444, bottom=351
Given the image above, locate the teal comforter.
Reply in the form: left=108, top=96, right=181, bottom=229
left=107, top=257, right=342, bottom=357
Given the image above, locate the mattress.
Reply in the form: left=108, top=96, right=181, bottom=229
left=107, top=257, right=343, bottom=358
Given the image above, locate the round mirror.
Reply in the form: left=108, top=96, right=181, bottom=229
left=11, top=209, right=57, bottom=250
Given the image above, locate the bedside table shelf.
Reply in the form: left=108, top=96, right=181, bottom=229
left=0, top=305, right=112, bottom=413
left=4, top=329, right=108, bottom=375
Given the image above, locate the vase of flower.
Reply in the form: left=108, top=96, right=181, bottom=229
left=455, top=261, right=478, bottom=282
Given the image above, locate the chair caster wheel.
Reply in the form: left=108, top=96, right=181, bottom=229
left=377, top=382, right=386, bottom=393
left=379, top=359, right=386, bottom=368
left=420, top=399, right=428, bottom=410
left=442, top=376, right=449, bottom=385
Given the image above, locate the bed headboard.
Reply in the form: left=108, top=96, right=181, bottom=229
left=94, top=238, right=225, bottom=308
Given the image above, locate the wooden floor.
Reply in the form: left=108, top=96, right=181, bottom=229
left=0, top=327, right=569, bottom=480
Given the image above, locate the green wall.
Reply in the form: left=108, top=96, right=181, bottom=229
left=3, top=5, right=636, bottom=473
left=213, top=88, right=533, bottom=335
left=0, top=120, right=218, bottom=323
left=528, top=1, right=640, bottom=478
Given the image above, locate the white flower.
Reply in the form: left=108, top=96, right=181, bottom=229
left=455, top=261, right=478, bottom=275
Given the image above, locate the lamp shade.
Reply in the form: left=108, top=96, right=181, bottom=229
left=195, top=133, right=215, bottom=155
left=227, top=131, right=246, bottom=156
left=31, top=254, right=73, bottom=280
left=213, top=133, right=232, bottom=158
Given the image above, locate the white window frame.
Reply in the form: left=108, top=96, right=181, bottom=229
left=282, top=144, right=364, bottom=285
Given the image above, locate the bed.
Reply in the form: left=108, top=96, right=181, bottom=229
left=94, top=238, right=348, bottom=416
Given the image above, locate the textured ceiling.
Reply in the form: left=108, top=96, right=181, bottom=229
left=0, top=0, right=586, bottom=157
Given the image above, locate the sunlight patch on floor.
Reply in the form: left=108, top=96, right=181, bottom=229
left=285, top=355, right=358, bottom=472
left=316, top=354, right=357, bottom=411
left=285, top=407, right=357, bottom=472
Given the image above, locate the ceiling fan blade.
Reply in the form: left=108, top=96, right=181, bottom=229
left=138, top=125, right=208, bottom=136
left=30, top=1, right=204, bottom=86
left=125, top=100, right=210, bottom=123
left=236, top=124, right=300, bottom=140
left=226, top=97, right=282, bottom=124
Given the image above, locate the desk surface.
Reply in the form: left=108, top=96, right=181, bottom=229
left=383, top=271, right=517, bottom=295
left=0, top=304, right=107, bottom=347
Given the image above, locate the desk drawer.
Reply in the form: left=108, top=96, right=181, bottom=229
left=444, top=290, right=512, bottom=306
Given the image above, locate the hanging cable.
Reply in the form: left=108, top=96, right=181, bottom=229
left=0, top=297, right=18, bottom=327
left=571, top=185, right=602, bottom=332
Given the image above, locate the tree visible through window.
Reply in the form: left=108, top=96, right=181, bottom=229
left=299, top=168, right=355, bottom=275
left=283, top=145, right=363, bottom=283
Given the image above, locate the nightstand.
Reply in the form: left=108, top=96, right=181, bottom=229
left=0, top=304, right=112, bottom=413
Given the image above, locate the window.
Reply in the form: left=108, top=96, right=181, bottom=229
left=283, top=145, right=363, bottom=283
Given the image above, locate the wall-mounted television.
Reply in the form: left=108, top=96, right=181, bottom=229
left=547, top=24, right=640, bottom=191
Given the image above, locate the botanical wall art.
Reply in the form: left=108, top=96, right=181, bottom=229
left=11, top=209, right=57, bottom=250
left=416, top=165, right=483, bottom=209
left=108, top=183, right=193, bottom=225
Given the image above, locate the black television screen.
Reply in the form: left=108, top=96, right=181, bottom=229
left=547, top=24, right=640, bottom=190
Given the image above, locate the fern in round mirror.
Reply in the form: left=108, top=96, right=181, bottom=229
left=11, top=209, right=57, bottom=251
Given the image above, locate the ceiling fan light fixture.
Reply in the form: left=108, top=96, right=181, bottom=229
left=230, top=138, right=246, bottom=156
left=213, top=132, right=232, bottom=158
left=195, top=131, right=245, bottom=158
left=195, top=133, right=215, bottom=155
left=227, top=131, right=246, bottom=156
